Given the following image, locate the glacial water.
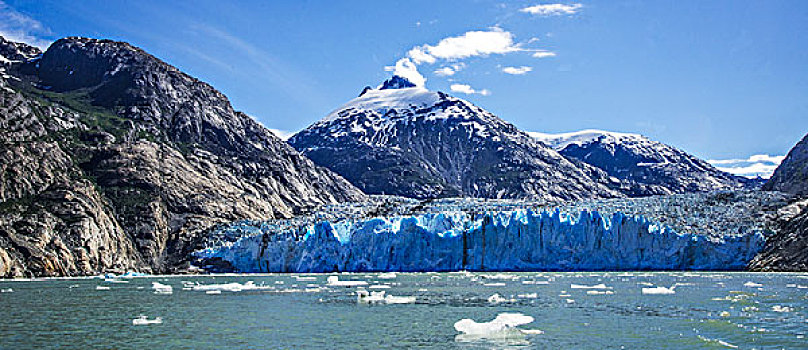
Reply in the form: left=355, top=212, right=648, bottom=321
left=1, top=272, right=806, bottom=349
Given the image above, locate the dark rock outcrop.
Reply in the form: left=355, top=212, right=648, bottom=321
left=763, top=133, right=808, bottom=196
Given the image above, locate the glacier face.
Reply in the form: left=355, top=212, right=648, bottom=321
left=195, top=210, right=764, bottom=273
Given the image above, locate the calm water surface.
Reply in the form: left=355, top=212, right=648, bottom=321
left=1, top=272, right=806, bottom=349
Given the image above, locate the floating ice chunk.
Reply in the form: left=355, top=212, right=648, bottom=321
left=565, top=299, right=575, bottom=304
left=642, top=286, right=675, bottom=295
left=742, top=306, right=759, bottom=312
left=719, top=311, right=731, bottom=317
left=132, top=316, right=163, bottom=325
left=377, top=272, right=397, bottom=279
left=68, top=285, right=79, bottom=289
left=206, top=290, right=222, bottom=295
left=570, top=284, right=608, bottom=289
left=96, top=286, right=110, bottom=290
left=454, top=313, right=536, bottom=338
left=587, top=290, right=614, bottom=295
left=697, top=335, right=738, bottom=349
left=518, top=293, right=538, bottom=299
left=771, top=305, right=793, bottom=313
left=104, top=279, right=129, bottom=284
left=356, top=290, right=415, bottom=304
left=327, top=276, right=368, bottom=287
left=522, top=280, right=550, bottom=285
left=385, top=295, right=416, bottom=304
left=483, top=283, right=506, bottom=287
left=487, top=293, right=515, bottom=304
left=192, top=281, right=270, bottom=292
left=0, top=288, right=12, bottom=293
left=369, top=284, right=390, bottom=289
left=152, top=282, right=173, bottom=295
left=520, top=329, right=545, bottom=335
left=637, top=282, right=655, bottom=287
left=294, top=276, right=317, bottom=281
left=743, top=281, right=762, bottom=288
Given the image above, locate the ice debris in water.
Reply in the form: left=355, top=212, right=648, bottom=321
left=0, top=288, right=12, bottom=293
left=743, top=281, right=763, bottom=288
left=587, top=290, right=614, bottom=295
left=206, top=290, right=222, bottom=295
left=356, top=290, right=416, bottom=304
left=571, top=284, right=609, bottom=289
left=377, top=272, right=397, bottom=279
left=327, top=276, right=368, bottom=287
left=132, top=316, right=163, bottom=325
left=487, top=293, right=515, bottom=304
left=152, top=282, right=173, bottom=294
left=771, top=305, right=793, bottom=313
left=96, top=286, right=110, bottom=290
left=454, top=313, right=541, bottom=339
left=641, top=285, right=676, bottom=295
left=191, top=281, right=270, bottom=292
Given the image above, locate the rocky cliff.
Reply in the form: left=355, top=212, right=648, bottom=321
left=0, top=36, right=364, bottom=277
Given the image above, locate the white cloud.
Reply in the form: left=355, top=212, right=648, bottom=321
left=502, top=66, right=533, bottom=75
left=0, top=1, right=52, bottom=49
left=520, top=3, right=583, bottom=16
left=707, top=154, right=785, bottom=179
left=450, top=83, right=490, bottom=96
left=390, top=28, right=524, bottom=88
left=392, top=57, right=426, bottom=87
left=434, top=67, right=456, bottom=76
left=532, top=50, right=557, bottom=58
left=268, top=128, right=294, bottom=141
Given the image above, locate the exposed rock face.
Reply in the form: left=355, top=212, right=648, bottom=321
left=531, top=130, right=755, bottom=196
left=0, top=36, right=364, bottom=277
left=763, top=133, right=808, bottom=196
left=290, top=76, right=621, bottom=200
left=751, top=133, right=808, bottom=271
left=748, top=199, right=808, bottom=271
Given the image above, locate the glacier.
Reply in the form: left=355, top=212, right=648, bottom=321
left=194, top=209, right=765, bottom=273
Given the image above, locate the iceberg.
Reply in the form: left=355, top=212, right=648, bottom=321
left=196, top=209, right=764, bottom=273
left=454, top=313, right=538, bottom=339
left=152, top=282, right=173, bottom=294
left=132, top=316, right=163, bottom=325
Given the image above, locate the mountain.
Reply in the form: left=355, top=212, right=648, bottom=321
left=0, top=36, right=364, bottom=277
left=289, top=76, right=620, bottom=200
left=530, top=129, right=755, bottom=196
left=763, top=133, right=808, bottom=196
left=750, top=132, right=808, bottom=271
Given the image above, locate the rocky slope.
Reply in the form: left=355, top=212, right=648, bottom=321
left=0, top=36, right=364, bottom=277
left=763, top=133, right=808, bottom=196
left=289, top=76, right=621, bottom=200
left=750, top=132, right=808, bottom=271
left=530, top=130, right=755, bottom=196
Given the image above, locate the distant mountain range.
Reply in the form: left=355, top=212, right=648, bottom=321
left=290, top=75, right=754, bottom=200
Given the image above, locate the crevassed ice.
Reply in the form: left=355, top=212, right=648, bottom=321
left=195, top=209, right=764, bottom=273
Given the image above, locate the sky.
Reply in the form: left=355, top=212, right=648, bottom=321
left=1, top=0, right=806, bottom=178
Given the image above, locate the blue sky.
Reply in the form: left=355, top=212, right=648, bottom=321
left=1, top=0, right=806, bottom=177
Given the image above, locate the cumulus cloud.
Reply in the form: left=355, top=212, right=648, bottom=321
left=434, top=62, right=466, bottom=76
left=0, top=1, right=52, bottom=49
left=707, top=154, right=785, bottom=179
left=390, top=27, right=523, bottom=88
left=450, top=83, right=490, bottom=96
left=520, top=3, right=583, bottom=16
left=532, top=50, right=557, bottom=58
left=502, top=66, right=533, bottom=75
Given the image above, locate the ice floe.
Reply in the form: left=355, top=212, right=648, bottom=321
left=454, top=313, right=540, bottom=340
left=326, top=276, right=368, bottom=287
left=641, top=286, right=676, bottom=295
left=743, top=281, right=763, bottom=288
left=152, top=282, right=173, bottom=295
left=570, top=283, right=609, bottom=289
left=356, top=290, right=416, bottom=304
left=191, top=281, right=270, bottom=292
left=132, top=316, right=163, bottom=325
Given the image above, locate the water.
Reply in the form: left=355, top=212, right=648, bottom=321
left=1, top=272, right=806, bottom=349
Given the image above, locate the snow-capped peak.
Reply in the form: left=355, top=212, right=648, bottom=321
left=320, top=81, right=444, bottom=123
left=528, top=129, right=647, bottom=151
